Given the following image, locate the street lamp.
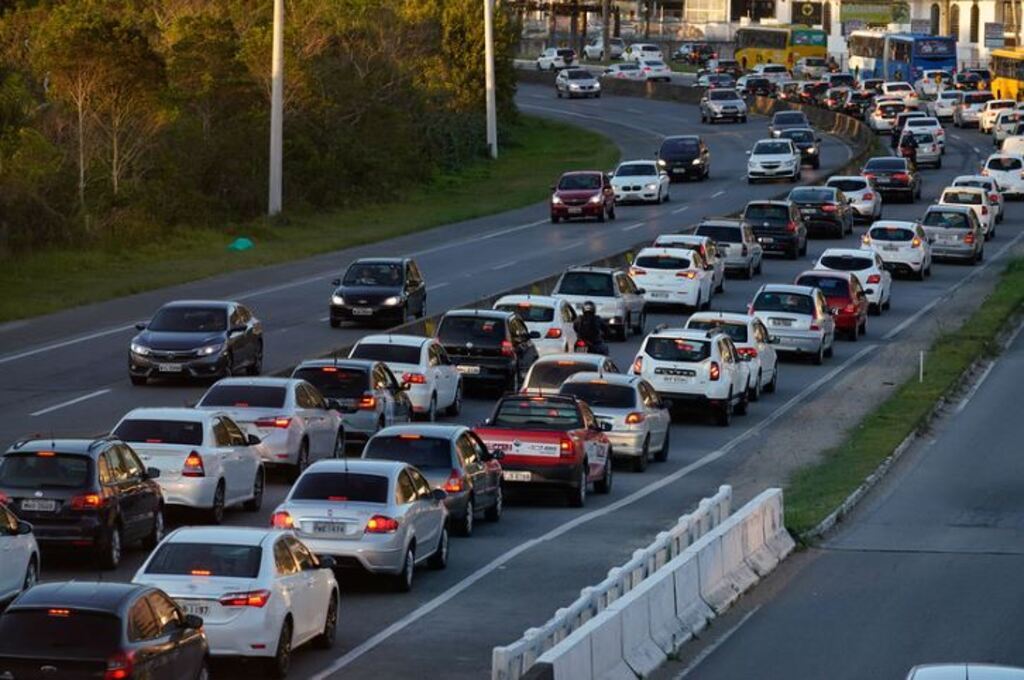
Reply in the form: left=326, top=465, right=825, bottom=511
left=485, top=0, right=498, bottom=159
left=268, top=0, right=284, bottom=216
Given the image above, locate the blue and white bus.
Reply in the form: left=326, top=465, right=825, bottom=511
left=848, top=32, right=956, bottom=82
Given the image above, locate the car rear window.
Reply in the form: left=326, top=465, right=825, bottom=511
left=789, top=188, right=834, bottom=203
left=923, top=211, right=970, bottom=229
left=796, top=275, right=851, bottom=297
left=199, top=385, right=286, bottom=409
left=291, top=472, right=389, bottom=503
left=555, top=272, right=615, bottom=297
left=990, top=101, right=1014, bottom=110
left=350, top=343, right=422, bottom=365
left=827, top=179, right=868, bottom=192
left=686, top=320, right=748, bottom=343
left=635, top=254, right=691, bottom=270
left=144, top=543, right=262, bottom=578
left=773, top=112, right=807, bottom=124
left=942, top=190, right=982, bottom=205
left=870, top=227, right=916, bottom=241
left=965, top=93, right=993, bottom=105
left=526, top=361, right=597, bottom=390
left=743, top=204, right=789, bottom=221
left=495, top=303, right=556, bottom=323
left=820, top=255, right=873, bottom=271
left=644, top=337, right=710, bottom=362
left=753, top=292, right=815, bottom=315
left=0, top=453, right=91, bottom=489
left=905, top=118, right=935, bottom=128
left=490, top=398, right=582, bottom=429
left=695, top=225, right=742, bottom=243
left=864, top=158, right=906, bottom=172
left=558, top=382, right=636, bottom=408
left=986, top=156, right=1023, bottom=171
left=113, top=419, right=204, bottom=446
left=293, top=367, right=369, bottom=399
left=0, top=610, right=121, bottom=658
left=437, top=316, right=507, bottom=346
left=363, top=436, right=452, bottom=469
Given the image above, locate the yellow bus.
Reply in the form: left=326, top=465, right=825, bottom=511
left=991, top=47, right=1024, bottom=101
left=734, top=26, right=828, bottom=71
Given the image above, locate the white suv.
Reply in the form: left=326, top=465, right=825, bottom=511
left=629, top=247, right=714, bottom=310
left=624, top=43, right=664, bottom=62
left=694, top=220, right=763, bottom=280
left=861, top=220, right=933, bottom=280
left=983, top=153, right=1024, bottom=199
left=537, top=47, right=575, bottom=71
left=685, top=312, right=779, bottom=400
left=980, top=99, right=1016, bottom=133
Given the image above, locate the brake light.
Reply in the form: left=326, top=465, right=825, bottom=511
left=36, top=451, right=55, bottom=457
left=863, top=192, right=874, bottom=200
left=821, top=204, right=837, bottom=212
left=625, top=412, right=645, bottom=424
left=182, top=451, right=205, bottom=478
left=0, top=491, right=8, bottom=506
left=69, top=493, right=104, bottom=511
left=810, top=321, right=821, bottom=331
left=270, top=511, right=294, bottom=528
left=981, top=206, right=989, bottom=215
left=631, top=267, right=647, bottom=276
left=546, top=327, right=563, bottom=339
left=219, top=590, right=271, bottom=608
left=843, top=303, right=859, bottom=314
left=709, top=361, right=721, bottom=381
left=559, top=437, right=574, bottom=456
left=632, top=356, right=643, bottom=374
left=254, top=416, right=292, bottom=429
left=501, top=340, right=515, bottom=358
left=366, top=515, right=400, bottom=533
left=786, top=220, right=798, bottom=233
left=989, top=193, right=1000, bottom=203
left=736, top=347, right=758, bottom=359
left=358, top=394, right=377, bottom=410
left=190, top=569, right=212, bottom=576
left=105, top=651, right=135, bottom=680
left=867, top=274, right=881, bottom=284
left=911, top=236, right=922, bottom=248
left=575, top=339, right=588, bottom=349
left=444, top=469, right=464, bottom=493
left=320, top=366, right=338, bottom=373
left=893, top=172, right=910, bottom=183
left=48, top=609, right=70, bottom=617
left=964, top=232, right=976, bottom=244
left=402, top=373, right=426, bottom=384
left=676, top=270, right=697, bottom=279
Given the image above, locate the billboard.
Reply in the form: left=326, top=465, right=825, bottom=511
left=840, top=2, right=910, bottom=25
left=985, top=22, right=1005, bottom=48
left=792, top=1, right=823, bottom=24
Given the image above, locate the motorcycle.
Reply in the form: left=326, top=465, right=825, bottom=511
left=574, top=337, right=609, bottom=355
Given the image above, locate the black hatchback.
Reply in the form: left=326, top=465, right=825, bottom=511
left=0, top=438, right=164, bottom=569
left=742, top=200, right=807, bottom=259
left=0, top=581, right=208, bottom=680
left=435, top=309, right=539, bottom=392
left=779, top=128, right=822, bottom=168
left=657, top=135, right=710, bottom=181
left=786, top=186, right=853, bottom=238
left=330, top=257, right=427, bottom=327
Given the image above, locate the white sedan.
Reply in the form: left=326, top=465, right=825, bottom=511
left=815, top=248, right=892, bottom=314
left=521, top=353, right=619, bottom=394
left=861, top=220, right=933, bottom=280
left=983, top=153, right=1024, bottom=199
left=685, top=312, right=779, bottom=399
left=602, top=63, right=645, bottom=81
left=133, top=527, right=339, bottom=675
left=113, top=407, right=266, bottom=523
left=927, top=90, right=961, bottom=120
left=640, top=59, right=672, bottom=82
left=629, top=246, right=713, bottom=310
left=0, top=503, right=38, bottom=604
left=610, top=160, right=670, bottom=203
left=952, top=175, right=1004, bottom=223
left=903, top=116, right=946, bottom=152
left=747, top=138, right=801, bottom=183
left=493, top=295, right=578, bottom=356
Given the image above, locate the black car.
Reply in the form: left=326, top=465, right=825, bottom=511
left=769, top=111, right=811, bottom=137
left=742, top=200, right=807, bottom=259
left=0, top=581, right=208, bottom=680
left=842, top=90, right=874, bottom=119
left=712, top=59, right=743, bottom=78
left=656, top=135, right=710, bottom=181
left=742, top=76, right=775, bottom=98
left=861, top=78, right=885, bottom=95
left=0, top=438, right=164, bottom=569
left=799, top=81, right=828, bottom=105
left=435, top=309, right=539, bottom=392
left=786, top=186, right=854, bottom=238
left=329, top=257, right=427, bottom=327
left=129, top=300, right=263, bottom=385
left=779, top=128, right=821, bottom=168
left=861, top=156, right=921, bottom=202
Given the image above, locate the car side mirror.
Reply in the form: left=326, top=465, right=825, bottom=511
left=229, top=325, right=246, bottom=334
left=600, top=421, right=613, bottom=432
left=636, top=288, right=646, bottom=295
left=325, top=398, right=344, bottom=411
left=549, top=185, right=556, bottom=191
left=247, top=434, right=262, bottom=446
left=745, top=150, right=751, bottom=155
left=331, top=278, right=341, bottom=286
left=401, top=381, right=412, bottom=391
left=529, top=330, right=542, bottom=339
left=317, top=555, right=337, bottom=570
left=431, top=488, right=448, bottom=503
left=183, top=614, right=204, bottom=630
left=16, top=520, right=32, bottom=536
left=146, top=467, right=161, bottom=480
left=134, top=322, right=147, bottom=331
left=768, top=335, right=780, bottom=344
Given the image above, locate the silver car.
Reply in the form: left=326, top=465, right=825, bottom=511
left=558, top=372, right=671, bottom=472
left=921, top=205, right=985, bottom=264
left=699, top=88, right=747, bottom=124
left=902, top=130, right=941, bottom=168
left=521, top=353, right=619, bottom=395
left=272, top=459, right=448, bottom=591
left=694, top=220, right=763, bottom=279
left=907, top=665, right=1024, bottom=680
left=825, top=176, right=882, bottom=222
left=555, top=68, right=601, bottom=99
left=750, top=284, right=836, bottom=365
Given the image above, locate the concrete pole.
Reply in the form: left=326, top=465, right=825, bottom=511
left=268, top=0, right=284, bottom=216
left=602, top=0, right=611, bottom=64
left=484, top=0, right=498, bottom=159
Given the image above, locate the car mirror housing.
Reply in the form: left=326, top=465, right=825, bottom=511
left=17, top=520, right=32, bottom=536
left=247, top=434, right=262, bottom=446
left=183, top=614, right=204, bottom=630
left=331, top=278, right=341, bottom=286
left=431, top=488, right=448, bottom=502
left=317, top=555, right=337, bottom=570
left=146, top=467, right=161, bottom=480
left=134, top=322, right=147, bottom=331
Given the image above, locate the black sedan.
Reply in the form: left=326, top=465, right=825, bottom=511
left=786, top=186, right=854, bottom=238
left=861, top=156, right=921, bottom=203
left=742, top=76, right=775, bottom=98
left=330, top=257, right=427, bottom=327
left=779, top=127, right=822, bottom=168
left=656, top=135, right=710, bottom=181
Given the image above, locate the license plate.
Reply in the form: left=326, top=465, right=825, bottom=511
left=759, top=237, right=774, bottom=243
left=181, top=602, right=212, bottom=617
left=883, top=245, right=899, bottom=251
left=158, top=363, right=183, bottom=373
left=503, top=471, right=531, bottom=482
left=672, top=168, right=685, bottom=174
left=21, top=499, right=56, bottom=512
left=351, top=307, right=374, bottom=316
left=649, top=291, right=669, bottom=298
left=664, top=376, right=690, bottom=383
left=313, top=521, right=349, bottom=535
left=568, top=207, right=583, bottom=215
left=770, top=318, right=793, bottom=327
left=456, top=365, right=480, bottom=375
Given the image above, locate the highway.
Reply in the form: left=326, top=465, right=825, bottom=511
left=3, top=82, right=1023, bottom=679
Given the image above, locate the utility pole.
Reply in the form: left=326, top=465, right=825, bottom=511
left=268, top=0, right=284, bottom=216
left=484, top=0, right=498, bottom=159
left=602, top=0, right=611, bottom=64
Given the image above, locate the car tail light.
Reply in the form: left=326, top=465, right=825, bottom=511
left=219, top=590, right=271, bottom=608
left=501, top=340, right=515, bottom=358
left=105, top=651, right=135, bottom=680
left=843, top=303, right=859, bottom=314
left=182, top=451, right=205, bottom=478
left=861, top=234, right=872, bottom=245
left=989, top=192, right=1000, bottom=203
left=867, top=274, right=881, bottom=284
left=786, top=220, right=798, bottom=233
left=366, top=515, right=400, bottom=533
left=676, top=270, right=697, bottom=279
left=401, top=373, right=427, bottom=385
left=893, top=172, right=910, bottom=183
left=0, top=491, right=9, bottom=506
left=964, top=232, right=976, bottom=244
left=559, top=437, right=574, bottom=457
left=546, top=327, right=563, bottom=339
left=981, top=206, right=989, bottom=215
left=632, top=356, right=643, bottom=374
left=576, top=339, right=588, bottom=350
left=358, top=394, right=377, bottom=410
left=864, top=173, right=877, bottom=181
left=270, top=511, right=294, bottom=529
left=736, top=347, right=758, bottom=359
left=911, top=236, right=922, bottom=248
left=69, top=493, right=104, bottom=511
left=444, top=469, right=464, bottom=493
left=254, top=416, right=292, bottom=429
left=821, top=204, right=837, bottom=212
left=810, top=317, right=821, bottom=330
left=709, top=361, right=721, bottom=381
left=863, top=192, right=874, bottom=201
left=631, top=267, right=647, bottom=276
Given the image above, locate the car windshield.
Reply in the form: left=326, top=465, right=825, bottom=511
left=148, top=306, right=226, bottom=333
left=965, top=93, right=994, bottom=105
left=923, top=211, right=971, bottom=229
left=870, top=226, right=916, bottom=241
left=567, top=70, right=592, bottom=80
left=293, top=367, right=369, bottom=399
left=990, top=101, right=1014, bottom=110
left=342, top=262, right=403, bottom=286
left=0, top=453, right=91, bottom=489
left=709, top=90, right=738, bottom=101
left=350, top=343, right=422, bottom=365
left=789, top=188, right=834, bottom=204
left=773, top=112, right=807, bottom=125
left=782, top=130, right=815, bottom=142
left=556, top=272, right=615, bottom=297
left=199, top=385, right=286, bottom=409
left=886, top=83, right=911, bottom=92
left=753, top=141, right=791, bottom=155
left=796, top=275, right=850, bottom=298
left=827, top=179, right=867, bottom=192
left=525, top=361, right=598, bottom=389
left=0, top=610, right=121, bottom=659
left=559, top=382, right=636, bottom=408
left=113, top=419, right=204, bottom=446
left=635, top=254, right=691, bottom=269
left=660, top=139, right=699, bottom=156
left=437, top=316, right=507, bottom=346
left=864, top=158, right=906, bottom=172
left=490, top=398, right=582, bottom=430
left=696, top=225, right=741, bottom=243
left=804, top=58, right=825, bottom=66
left=363, top=436, right=452, bottom=469
left=820, top=255, right=873, bottom=271
left=145, top=543, right=262, bottom=578
left=687, top=320, right=748, bottom=343
left=743, top=204, right=788, bottom=221
left=943, top=190, right=982, bottom=205
left=291, top=472, right=389, bottom=503
left=987, top=156, right=1023, bottom=171
left=558, top=174, right=602, bottom=190
left=644, top=337, right=710, bottom=362
left=495, top=303, right=555, bottom=323
left=753, top=292, right=815, bottom=314
left=616, top=163, right=658, bottom=177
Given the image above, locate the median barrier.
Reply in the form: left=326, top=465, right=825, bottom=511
left=672, top=551, right=712, bottom=640
left=762, top=488, right=796, bottom=561
left=614, top=578, right=666, bottom=677
left=741, top=504, right=777, bottom=576
left=694, top=531, right=737, bottom=614
left=717, top=514, right=760, bottom=595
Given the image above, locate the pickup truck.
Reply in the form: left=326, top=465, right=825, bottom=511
left=473, top=394, right=613, bottom=507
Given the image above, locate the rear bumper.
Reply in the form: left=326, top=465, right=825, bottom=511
left=881, top=258, right=925, bottom=275
left=450, top=359, right=515, bottom=383
left=753, top=232, right=799, bottom=252
left=932, top=245, right=978, bottom=260
left=501, top=461, right=579, bottom=487
left=302, top=534, right=406, bottom=574
left=330, top=304, right=403, bottom=324
left=770, top=331, right=824, bottom=354
left=158, top=476, right=219, bottom=509
left=641, top=287, right=700, bottom=306
left=605, top=430, right=647, bottom=456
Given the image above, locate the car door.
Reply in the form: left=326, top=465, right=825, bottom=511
left=721, top=338, right=746, bottom=397
left=222, top=417, right=255, bottom=501
left=407, top=467, right=442, bottom=553
left=295, top=383, right=331, bottom=458
left=383, top=364, right=413, bottom=424
left=455, top=433, right=490, bottom=506
left=209, top=417, right=239, bottom=500
left=146, top=591, right=205, bottom=680
left=0, top=504, right=28, bottom=599
left=638, top=381, right=670, bottom=450
left=426, top=344, right=451, bottom=408
left=406, top=260, right=427, bottom=316
left=468, top=431, right=502, bottom=505
left=272, top=537, right=304, bottom=631
left=578, top=403, right=610, bottom=480
left=227, top=305, right=250, bottom=368
left=508, top=316, right=537, bottom=372
left=285, top=536, right=324, bottom=643
left=815, top=290, right=836, bottom=344
left=874, top=253, right=893, bottom=301
left=753, top=319, right=777, bottom=382
left=110, top=446, right=151, bottom=541
left=616, top=272, right=643, bottom=320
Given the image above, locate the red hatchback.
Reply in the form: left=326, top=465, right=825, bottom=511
left=550, top=171, right=616, bottom=223
left=794, top=270, right=869, bottom=340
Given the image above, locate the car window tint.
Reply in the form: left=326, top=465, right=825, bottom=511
left=0, top=453, right=92, bottom=489
left=644, top=337, right=710, bottom=362
left=98, top=453, right=113, bottom=485
left=0, top=610, right=122, bottom=657
left=687, top=319, right=748, bottom=343
left=409, top=468, right=432, bottom=499
left=294, top=384, right=318, bottom=409
left=212, top=419, right=231, bottom=447
left=147, top=592, right=182, bottom=635
left=555, top=272, right=615, bottom=297
left=559, top=382, right=636, bottom=408
left=396, top=470, right=416, bottom=504
left=351, top=343, right=422, bottom=365
left=291, top=472, right=388, bottom=503
left=286, top=536, right=318, bottom=571
left=274, top=539, right=300, bottom=575
left=113, top=419, right=204, bottom=446
left=200, top=385, right=286, bottom=409
left=496, top=303, right=555, bottom=323
left=146, top=542, right=262, bottom=578
left=119, top=446, right=145, bottom=480
left=128, top=597, right=161, bottom=642
left=0, top=505, right=17, bottom=533
left=365, top=436, right=452, bottom=469
left=294, top=366, right=368, bottom=399
left=455, top=434, right=478, bottom=466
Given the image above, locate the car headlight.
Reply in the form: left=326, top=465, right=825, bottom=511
left=808, top=147, right=818, bottom=154
left=382, top=296, right=402, bottom=306
left=569, top=84, right=581, bottom=90
left=588, top=194, right=603, bottom=204
left=645, top=183, right=657, bottom=191
left=331, top=294, right=345, bottom=305
left=691, top=158, right=702, bottom=165
left=551, top=195, right=563, bottom=205
left=197, top=343, right=224, bottom=357
left=657, top=159, right=667, bottom=167
left=130, top=342, right=150, bottom=356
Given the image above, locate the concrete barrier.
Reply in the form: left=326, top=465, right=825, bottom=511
left=762, top=489, right=796, bottom=561
left=615, top=581, right=665, bottom=677
left=672, top=550, right=712, bottom=640
left=694, top=531, right=738, bottom=614
left=740, top=504, right=777, bottom=577
left=718, top=515, right=760, bottom=595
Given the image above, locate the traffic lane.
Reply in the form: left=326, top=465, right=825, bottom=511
left=664, top=320, right=1024, bottom=680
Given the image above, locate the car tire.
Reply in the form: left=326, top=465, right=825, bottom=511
left=429, top=527, right=449, bottom=569
left=485, top=484, right=503, bottom=522
left=394, top=546, right=415, bottom=592
left=130, top=374, right=147, bottom=386
left=265, top=619, right=292, bottom=679
left=244, top=468, right=265, bottom=511
left=654, top=428, right=670, bottom=462
left=917, top=266, right=927, bottom=281
left=714, top=395, right=732, bottom=427
left=633, top=438, right=649, bottom=472
left=749, top=371, right=762, bottom=402
left=22, top=557, right=37, bottom=594
left=744, top=263, right=753, bottom=280
left=446, top=383, right=463, bottom=416
left=556, top=90, right=563, bottom=98
left=860, top=318, right=868, bottom=336
left=195, top=659, right=210, bottom=680
left=293, top=439, right=310, bottom=480
left=248, top=343, right=263, bottom=375
left=869, top=302, right=880, bottom=316
left=788, top=244, right=799, bottom=260
left=551, top=215, right=560, bottom=224
left=220, top=352, right=234, bottom=379
left=98, top=523, right=122, bottom=570
left=735, top=387, right=749, bottom=415
left=142, top=506, right=164, bottom=551
left=567, top=465, right=587, bottom=507
left=608, top=205, right=616, bottom=220
left=208, top=482, right=226, bottom=525
left=765, top=365, right=778, bottom=393
left=596, top=207, right=606, bottom=223
left=755, top=259, right=762, bottom=275
left=333, top=430, right=346, bottom=459
left=633, top=311, right=645, bottom=335
left=425, top=394, right=437, bottom=422
left=824, top=339, right=834, bottom=358
left=457, top=497, right=474, bottom=537
left=506, top=368, right=519, bottom=393
left=594, top=454, right=613, bottom=494
left=813, top=344, right=825, bottom=366
left=314, top=594, right=339, bottom=650
left=936, top=157, right=942, bottom=169
left=800, top=240, right=808, bottom=257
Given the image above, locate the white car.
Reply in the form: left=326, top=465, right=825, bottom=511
left=624, top=43, right=663, bottom=63
left=695, top=219, right=764, bottom=280
left=749, top=284, right=836, bottom=365
left=610, top=160, right=670, bottom=203
left=954, top=91, right=994, bottom=127
left=583, top=37, right=624, bottom=60
left=640, top=59, right=671, bottom=82
left=869, top=100, right=905, bottom=133
left=630, top=247, right=714, bottom=309
left=652, top=233, right=726, bottom=294
left=881, top=81, right=919, bottom=107
left=0, top=503, right=38, bottom=604
left=903, top=116, right=945, bottom=152
left=521, top=353, right=619, bottom=395
left=980, top=99, right=1016, bottom=133
left=815, top=248, right=892, bottom=314
left=493, top=295, right=578, bottom=356
left=602, top=62, right=645, bottom=81
left=794, top=56, right=826, bottom=79
left=825, top=176, right=882, bottom=222
left=907, top=665, right=1024, bottom=680
left=558, top=372, right=671, bottom=471
left=537, top=47, right=575, bottom=71
left=348, top=334, right=462, bottom=419
left=983, top=153, right=1024, bottom=199
left=551, top=266, right=646, bottom=341
left=700, top=87, right=748, bottom=124
left=685, top=312, right=779, bottom=399
left=132, top=527, right=339, bottom=671
left=952, top=175, right=1004, bottom=223
left=630, top=328, right=750, bottom=426
left=112, top=407, right=266, bottom=522
left=750, top=63, right=790, bottom=85
left=746, top=138, right=801, bottom=183
left=992, top=110, right=1022, bottom=146
left=914, top=69, right=951, bottom=98
left=555, top=68, right=601, bottom=98
left=196, top=377, right=345, bottom=474
left=927, top=90, right=961, bottom=120
left=861, top=220, right=933, bottom=280
left=902, top=130, right=942, bottom=168
left=939, top=185, right=996, bottom=239
left=1001, top=137, right=1024, bottom=156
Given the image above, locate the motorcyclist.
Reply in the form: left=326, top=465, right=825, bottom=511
left=573, top=301, right=610, bottom=355
left=898, top=130, right=919, bottom=169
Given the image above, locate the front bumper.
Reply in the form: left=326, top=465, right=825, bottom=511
left=330, top=303, right=404, bottom=324
left=932, top=244, right=978, bottom=261
left=551, top=203, right=605, bottom=220
left=707, top=108, right=745, bottom=120
left=748, top=164, right=797, bottom=179
left=129, top=352, right=228, bottom=380
left=565, top=86, right=601, bottom=97
left=614, top=188, right=660, bottom=203
left=664, top=163, right=705, bottom=180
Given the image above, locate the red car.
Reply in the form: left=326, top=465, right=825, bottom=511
left=474, top=394, right=612, bottom=507
left=550, top=171, right=616, bottom=223
left=794, top=270, right=869, bottom=340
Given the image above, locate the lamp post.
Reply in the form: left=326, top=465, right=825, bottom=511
left=484, top=0, right=498, bottom=159
left=268, top=0, right=284, bottom=216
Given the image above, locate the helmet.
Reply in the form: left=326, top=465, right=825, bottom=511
left=582, top=301, right=596, bottom=314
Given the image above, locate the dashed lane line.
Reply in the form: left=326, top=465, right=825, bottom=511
left=31, top=389, right=112, bottom=417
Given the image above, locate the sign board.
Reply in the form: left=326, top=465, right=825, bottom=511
left=792, top=1, right=823, bottom=24
left=840, top=1, right=909, bottom=24
left=910, top=18, right=932, bottom=34
left=842, top=19, right=866, bottom=35
left=985, top=22, right=1005, bottom=48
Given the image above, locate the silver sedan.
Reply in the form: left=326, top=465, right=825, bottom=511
left=825, top=176, right=882, bottom=223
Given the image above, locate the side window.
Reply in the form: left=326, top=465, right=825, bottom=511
left=372, top=365, right=390, bottom=391
left=119, top=446, right=145, bottom=480
left=468, top=432, right=490, bottom=461
left=0, top=505, right=17, bottom=533
left=744, top=226, right=755, bottom=243
left=223, top=418, right=248, bottom=447
left=615, top=274, right=629, bottom=295
left=305, top=383, right=327, bottom=407
left=604, top=359, right=619, bottom=373
left=128, top=597, right=160, bottom=642
left=510, top=318, right=529, bottom=342
left=434, top=343, right=452, bottom=366
left=274, top=539, right=300, bottom=576
left=147, top=592, right=183, bottom=635
left=427, top=344, right=441, bottom=367
left=408, top=468, right=432, bottom=499
left=212, top=418, right=232, bottom=447
left=579, top=403, right=597, bottom=429
left=286, top=536, right=317, bottom=571
left=105, top=448, right=130, bottom=483
left=720, top=340, right=734, bottom=363
left=755, top=321, right=768, bottom=343
left=229, top=306, right=244, bottom=329
left=408, top=261, right=423, bottom=287
left=455, top=434, right=478, bottom=466
left=636, top=382, right=654, bottom=409
left=296, top=383, right=322, bottom=409
left=396, top=471, right=417, bottom=504
left=236, top=306, right=251, bottom=325
left=98, top=453, right=114, bottom=486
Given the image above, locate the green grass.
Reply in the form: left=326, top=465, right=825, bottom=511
left=669, top=62, right=700, bottom=73
left=0, top=115, right=619, bottom=323
left=785, top=257, right=1024, bottom=536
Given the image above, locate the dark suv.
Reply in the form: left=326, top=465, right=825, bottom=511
left=330, top=257, right=427, bottom=327
left=779, top=128, right=822, bottom=168
left=657, top=135, right=710, bottom=181
left=0, top=582, right=208, bottom=680
left=742, top=200, right=807, bottom=259
left=786, top=186, right=854, bottom=238
left=0, top=438, right=164, bottom=569
left=436, top=310, right=539, bottom=392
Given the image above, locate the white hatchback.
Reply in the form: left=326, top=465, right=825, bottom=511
left=939, top=186, right=996, bottom=239
left=815, top=248, right=892, bottom=314
left=927, top=90, right=961, bottom=119
left=861, top=220, right=933, bottom=280
left=493, top=295, right=578, bottom=356
left=521, top=353, right=619, bottom=395
left=0, top=503, right=38, bottom=604
left=881, top=81, right=919, bottom=107
left=610, top=160, right=670, bottom=203
left=749, top=284, right=836, bottom=365
left=685, top=312, right=779, bottom=399
left=746, top=138, right=801, bottom=183
left=640, top=59, right=672, bottom=82
left=951, top=175, right=1004, bottom=223
left=982, top=153, right=1024, bottom=198
left=652, top=234, right=726, bottom=294
left=903, top=116, right=945, bottom=152
left=625, top=43, right=664, bottom=62
left=630, top=247, right=714, bottom=309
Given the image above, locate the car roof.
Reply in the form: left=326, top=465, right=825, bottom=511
left=6, top=438, right=111, bottom=457
left=617, top=160, right=659, bottom=167
left=908, top=665, right=1024, bottom=680
left=663, top=134, right=701, bottom=142
left=952, top=175, right=995, bottom=184
left=656, top=233, right=710, bottom=243
left=563, top=266, right=617, bottom=275
left=826, top=176, right=868, bottom=183
left=534, top=353, right=607, bottom=366
left=797, top=269, right=854, bottom=281
left=698, top=219, right=745, bottom=229
left=119, top=407, right=214, bottom=422
left=744, top=199, right=790, bottom=206
left=819, top=248, right=874, bottom=260
left=646, top=327, right=721, bottom=341
left=350, top=257, right=407, bottom=265
left=865, top=156, right=908, bottom=165
left=356, top=334, right=431, bottom=348
left=207, top=377, right=297, bottom=388
left=688, top=311, right=754, bottom=325
left=925, top=204, right=975, bottom=214
left=636, top=246, right=697, bottom=258
left=942, top=185, right=985, bottom=194
left=758, top=283, right=818, bottom=295
left=495, top=294, right=560, bottom=308
left=164, top=526, right=283, bottom=546
left=373, top=424, right=466, bottom=440
left=294, top=358, right=376, bottom=371
left=444, top=309, right=512, bottom=320
left=562, top=371, right=639, bottom=387
left=12, top=581, right=147, bottom=614
left=303, top=459, right=406, bottom=476
left=870, top=220, right=919, bottom=230
left=559, top=170, right=603, bottom=178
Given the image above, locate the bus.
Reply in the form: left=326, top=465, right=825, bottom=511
left=991, top=48, right=1024, bottom=100
left=848, top=32, right=956, bottom=82
left=734, top=26, right=827, bottom=70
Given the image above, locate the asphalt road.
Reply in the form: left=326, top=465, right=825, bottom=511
left=666, top=325, right=1024, bottom=680
left=3, top=85, right=1022, bottom=679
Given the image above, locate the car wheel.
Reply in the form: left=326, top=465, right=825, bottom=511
left=634, top=311, right=645, bottom=335
left=714, top=394, right=732, bottom=427
left=208, top=482, right=226, bottom=524
left=195, top=659, right=210, bottom=680
left=735, top=387, right=749, bottom=415
left=333, top=430, right=346, bottom=458
left=425, top=394, right=437, bottom=422
left=248, top=343, right=263, bottom=375
left=428, top=527, right=449, bottom=569
left=22, top=557, right=37, bottom=593
left=755, top=258, right=762, bottom=275
left=244, top=468, right=265, bottom=512
left=633, top=438, right=649, bottom=472
left=142, top=506, right=164, bottom=550
left=130, top=374, right=147, bottom=386
left=788, top=243, right=799, bottom=260
left=596, top=207, right=607, bottom=223
left=314, top=594, right=339, bottom=649
left=869, top=302, right=880, bottom=316
left=567, top=465, right=587, bottom=507
left=654, top=427, right=670, bottom=462
left=265, top=619, right=292, bottom=679
left=935, top=157, right=942, bottom=169
left=744, top=263, right=753, bottom=280
left=595, top=454, right=613, bottom=493
left=765, top=365, right=778, bottom=393
left=394, top=546, right=415, bottom=592
left=551, top=214, right=560, bottom=224
left=556, top=90, right=563, bottom=98
left=458, top=497, right=474, bottom=537
left=98, top=523, right=122, bottom=570
left=800, top=240, right=808, bottom=257
left=293, top=439, right=310, bottom=479
left=749, top=371, right=762, bottom=402
left=824, top=339, right=834, bottom=358
left=485, top=484, right=503, bottom=522
left=813, top=344, right=825, bottom=366
left=446, top=382, right=463, bottom=416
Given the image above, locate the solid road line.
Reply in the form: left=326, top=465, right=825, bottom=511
left=309, top=342, right=878, bottom=679
left=30, top=389, right=112, bottom=417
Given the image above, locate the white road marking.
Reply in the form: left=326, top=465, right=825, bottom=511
left=409, top=219, right=549, bottom=258
left=308, top=342, right=877, bottom=679
left=494, top=260, right=519, bottom=270
left=627, top=108, right=645, bottom=114
left=30, top=389, right=111, bottom=417
left=954, top=362, right=995, bottom=414
left=622, top=221, right=646, bottom=232
left=973, top=146, right=981, bottom=154
left=428, top=282, right=451, bottom=291
left=673, top=206, right=690, bottom=214
left=557, top=240, right=584, bottom=252
left=711, top=190, right=726, bottom=198
left=0, top=325, right=138, bottom=366
left=675, top=605, right=763, bottom=678
left=319, top=316, right=330, bottom=322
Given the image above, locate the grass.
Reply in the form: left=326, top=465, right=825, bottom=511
left=784, top=257, right=1024, bottom=536
left=0, top=116, right=619, bottom=323
left=669, top=62, right=700, bottom=73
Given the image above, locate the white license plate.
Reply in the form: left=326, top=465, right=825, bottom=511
left=158, top=363, right=184, bottom=373
left=351, top=307, right=374, bottom=316
left=181, top=602, right=212, bottom=617
left=770, top=318, right=793, bottom=327
left=883, top=245, right=899, bottom=251
left=649, top=291, right=669, bottom=298
left=456, top=365, right=480, bottom=375
left=21, top=499, right=56, bottom=512
left=664, top=376, right=690, bottom=384
left=503, top=471, right=531, bottom=482
left=672, top=168, right=685, bottom=174
left=568, top=207, right=583, bottom=215
left=759, top=237, right=774, bottom=243
left=313, top=522, right=349, bottom=535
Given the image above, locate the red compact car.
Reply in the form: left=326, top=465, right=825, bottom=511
left=473, top=394, right=612, bottom=507
left=794, top=270, right=869, bottom=340
left=550, top=171, right=616, bottom=223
